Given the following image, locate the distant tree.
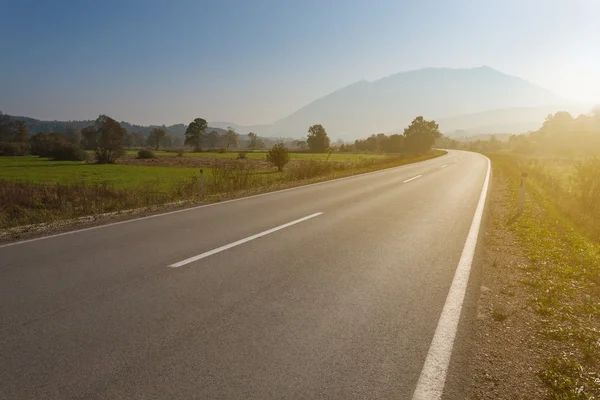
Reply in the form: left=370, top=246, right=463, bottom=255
left=172, top=136, right=183, bottom=148
left=124, top=132, right=135, bottom=148
left=206, top=130, right=219, bottom=148
left=161, top=134, right=173, bottom=148
left=185, top=118, right=207, bottom=151
left=293, top=140, right=307, bottom=150
left=306, top=124, right=330, bottom=153
left=30, top=132, right=61, bottom=157
left=64, top=126, right=81, bottom=146
left=225, top=126, right=239, bottom=149
left=149, top=127, right=166, bottom=150
left=403, top=116, right=441, bottom=154
left=81, top=115, right=126, bottom=164
left=374, top=133, right=389, bottom=152
left=15, top=120, right=28, bottom=143
left=386, top=134, right=404, bottom=153
left=247, top=132, right=259, bottom=149
left=131, top=132, right=146, bottom=147
left=266, top=143, right=290, bottom=171
left=354, top=135, right=377, bottom=152
left=0, top=112, right=15, bottom=142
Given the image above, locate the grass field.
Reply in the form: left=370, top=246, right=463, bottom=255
left=0, top=151, right=402, bottom=189
left=123, top=149, right=388, bottom=161
left=0, top=150, right=445, bottom=231
left=0, top=156, right=205, bottom=189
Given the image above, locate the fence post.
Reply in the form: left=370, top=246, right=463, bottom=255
left=517, top=172, right=528, bottom=215
left=200, top=169, right=205, bottom=200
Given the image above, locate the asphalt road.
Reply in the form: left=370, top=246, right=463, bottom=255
left=0, top=150, right=489, bottom=399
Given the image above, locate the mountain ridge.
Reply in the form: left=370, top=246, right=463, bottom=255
left=5, top=67, right=590, bottom=140
left=211, top=66, right=572, bottom=139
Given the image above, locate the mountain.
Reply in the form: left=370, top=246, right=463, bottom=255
left=214, top=66, right=568, bottom=139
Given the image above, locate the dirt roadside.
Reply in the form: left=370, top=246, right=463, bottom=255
left=465, top=158, right=600, bottom=399
left=466, top=171, right=547, bottom=399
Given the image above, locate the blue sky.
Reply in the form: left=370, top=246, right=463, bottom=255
left=1, top=0, right=599, bottom=125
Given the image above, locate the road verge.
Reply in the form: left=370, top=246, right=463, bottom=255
left=467, top=154, right=600, bottom=399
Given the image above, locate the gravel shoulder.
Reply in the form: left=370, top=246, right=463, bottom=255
left=465, top=155, right=600, bottom=399
left=466, top=170, right=546, bottom=399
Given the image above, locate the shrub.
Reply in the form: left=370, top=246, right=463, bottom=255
left=219, top=147, right=227, bottom=153
left=0, top=142, right=30, bottom=156
left=48, top=142, right=87, bottom=161
left=237, top=151, right=247, bottom=160
left=137, top=149, right=156, bottom=159
left=266, top=143, right=290, bottom=172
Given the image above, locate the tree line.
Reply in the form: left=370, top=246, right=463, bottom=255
left=1, top=110, right=442, bottom=164
left=0, top=113, right=277, bottom=162
left=438, top=109, right=600, bottom=156
left=342, top=117, right=441, bottom=154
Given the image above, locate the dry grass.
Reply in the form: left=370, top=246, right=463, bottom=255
left=0, top=151, right=446, bottom=231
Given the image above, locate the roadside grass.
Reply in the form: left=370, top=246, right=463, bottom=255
left=0, top=151, right=445, bottom=231
left=489, top=154, right=600, bottom=399
left=510, top=154, right=600, bottom=239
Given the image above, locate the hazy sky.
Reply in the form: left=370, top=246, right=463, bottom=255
left=1, top=0, right=599, bottom=126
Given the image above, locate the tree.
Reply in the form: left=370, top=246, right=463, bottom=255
left=0, top=112, right=15, bottom=142
left=149, top=127, right=166, bottom=150
left=354, top=135, right=377, bottom=152
left=247, top=132, right=259, bottom=149
left=124, top=132, right=135, bottom=148
left=225, top=126, right=239, bottom=149
left=185, top=118, right=207, bottom=152
left=293, top=140, right=307, bottom=150
left=15, top=120, right=28, bottom=143
left=403, top=116, right=441, bottom=154
left=306, top=124, right=330, bottom=153
left=64, top=126, right=81, bottom=146
left=266, top=143, right=290, bottom=171
left=386, top=134, right=404, bottom=153
left=81, top=115, right=126, bottom=164
left=206, top=130, right=219, bottom=148
left=161, top=134, right=173, bottom=148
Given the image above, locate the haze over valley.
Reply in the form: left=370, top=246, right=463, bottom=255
left=4, top=66, right=592, bottom=141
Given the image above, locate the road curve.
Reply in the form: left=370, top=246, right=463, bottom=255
left=0, top=150, right=489, bottom=399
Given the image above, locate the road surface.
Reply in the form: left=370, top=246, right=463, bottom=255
left=0, top=150, right=489, bottom=399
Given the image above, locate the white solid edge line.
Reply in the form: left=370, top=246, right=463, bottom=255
left=412, top=156, right=491, bottom=400
left=403, top=175, right=423, bottom=183
left=169, top=212, right=323, bottom=268
left=0, top=153, right=451, bottom=249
